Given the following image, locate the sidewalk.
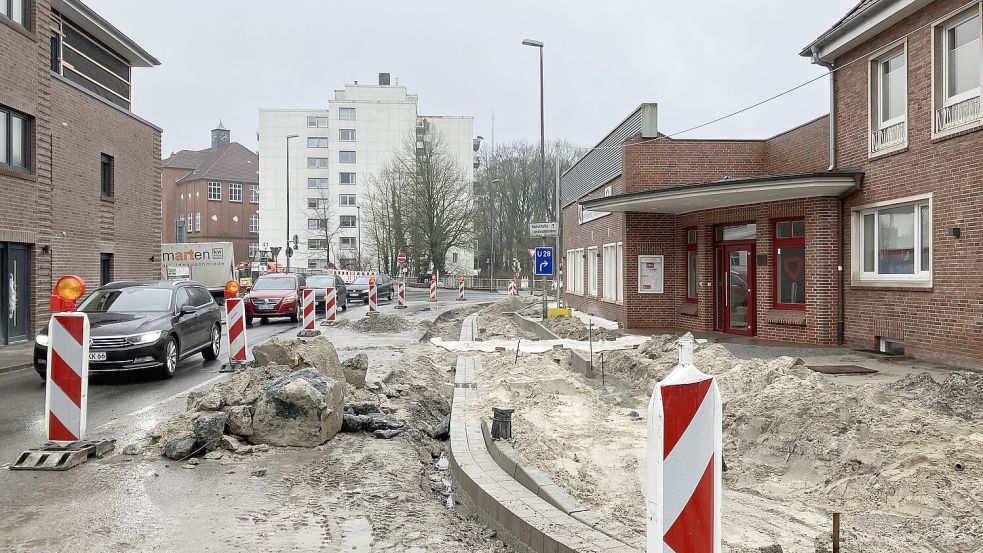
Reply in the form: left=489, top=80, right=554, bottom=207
left=0, top=342, right=34, bottom=374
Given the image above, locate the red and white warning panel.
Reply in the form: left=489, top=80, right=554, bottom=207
left=507, top=279, right=516, bottom=296
left=647, top=334, right=722, bottom=553
left=225, top=297, right=248, bottom=363
left=367, top=277, right=378, bottom=314
left=324, top=286, right=337, bottom=322
left=457, top=276, right=466, bottom=301
left=429, top=275, right=437, bottom=302
left=45, top=312, right=90, bottom=443
left=395, top=279, right=407, bottom=309
left=302, top=288, right=316, bottom=329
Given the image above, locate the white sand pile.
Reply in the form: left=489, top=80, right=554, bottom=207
left=475, top=297, right=541, bottom=340
left=473, top=335, right=983, bottom=551
left=543, top=315, right=623, bottom=341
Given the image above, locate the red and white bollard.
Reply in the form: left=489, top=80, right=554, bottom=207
left=223, top=297, right=248, bottom=370
left=298, top=289, right=320, bottom=336
left=429, top=275, right=437, bottom=303
left=507, top=279, right=516, bottom=296
left=324, top=286, right=337, bottom=322
left=45, top=312, right=90, bottom=443
left=457, top=276, right=466, bottom=301
left=367, top=276, right=378, bottom=315
left=647, top=334, right=722, bottom=553
left=395, top=279, right=407, bottom=309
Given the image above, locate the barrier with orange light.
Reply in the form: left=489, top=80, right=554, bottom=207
left=50, top=275, right=86, bottom=313
left=224, top=279, right=241, bottom=299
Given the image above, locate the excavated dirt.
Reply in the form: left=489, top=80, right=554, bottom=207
left=472, top=324, right=983, bottom=552
left=474, top=296, right=542, bottom=341
left=336, top=313, right=415, bottom=333
left=543, top=315, right=623, bottom=341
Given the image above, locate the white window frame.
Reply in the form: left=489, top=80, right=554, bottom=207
left=307, top=137, right=328, bottom=148
left=868, top=40, right=908, bottom=156
left=851, top=193, right=932, bottom=288
left=587, top=247, right=598, bottom=297
left=339, top=107, right=356, bottom=121
left=207, top=181, right=221, bottom=201
left=249, top=213, right=259, bottom=233
left=308, top=197, right=330, bottom=209
left=195, top=212, right=201, bottom=232
left=307, top=116, right=328, bottom=128
left=339, top=151, right=356, bottom=164
left=339, top=172, right=356, bottom=185
left=574, top=248, right=585, bottom=295
left=248, top=242, right=258, bottom=259
left=943, top=10, right=982, bottom=107
left=932, top=6, right=983, bottom=137
left=565, top=249, right=575, bottom=293
left=602, top=242, right=617, bottom=302
left=229, top=182, right=242, bottom=203
left=340, top=215, right=357, bottom=228
left=307, top=178, right=329, bottom=189
left=616, top=242, right=624, bottom=303
left=339, top=194, right=356, bottom=206
left=339, top=129, right=356, bottom=142
left=249, top=184, right=259, bottom=203
left=307, top=157, right=329, bottom=169
left=340, top=237, right=357, bottom=250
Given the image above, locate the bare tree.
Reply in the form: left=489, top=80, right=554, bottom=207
left=362, top=163, right=406, bottom=275
left=303, top=189, right=339, bottom=270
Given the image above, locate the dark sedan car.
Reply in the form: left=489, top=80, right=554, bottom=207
left=347, top=274, right=394, bottom=303
left=34, top=281, right=222, bottom=380
left=305, top=275, right=348, bottom=313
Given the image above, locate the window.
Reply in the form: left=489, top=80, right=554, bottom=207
left=307, top=116, right=328, bottom=128
left=565, top=250, right=575, bottom=292
left=1, top=0, right=27, bottom=27
left=340, top=215, right=357, bottom=228
left=339, top=129, right=356, bottom=141
left=307, top=178, right=329, bottom=189
left=452, top=252, right=459, bottom=263
left=574, top=248, right=585, bottom=295
left=250, top=184, right=259, bottom=203
left=229, top=182, right=242, bottom=202
left=51, top=32, right=61, bottom=72
left=934, top=11, right=982, bottom=133
left=100, top=253, right=113, bottom=286
left=869, top=44, right=907, bottom=154
left=308, top=259, right=325, bottom=270
left=208, top=181, right=221, bottom=200
left=0, top=106, right=30, bottom=170
left=602, top=243, right=621, bottom=302
left=685, top=228, right=698, bottom=302
left=340, top=237, right=356, bottom=250
left=617, top=242, right=624, bottom=303
left=307, top=137, right=328, bottom=148
left=100, top=153, right=114, bottom=197
left=855, top=197, right=931, bottom=285
left=339, top=194, right=356, bottom=206
left=339, top=107, right=356, bottom=121
left=308, top=157, right=329, bottom=169
left=773, top=219, right=806, bottom=309
left=308, top=197, right=330, bottom=209
left=715, top=224, right=756, bottom=241
left=308, top=239, right=328, bottom=250
left=59, top=20, right=133, bottom=110
left=339, top=151, right=356, bottom=163
left=249, top=213, right=259, bottom=233
left=248, top=243, right=259, bottom=259
left=308, top=218, right=327, bottom=230
left=587, top=247, right=598, bottom=297
left=339, top=172, right=356, bottom=185
left=187, top=212, right=193, bottom=231
left=195, top=212, right=201, bottom=232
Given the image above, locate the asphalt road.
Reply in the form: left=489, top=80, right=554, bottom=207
left=0, top=287, right=505, bottom=465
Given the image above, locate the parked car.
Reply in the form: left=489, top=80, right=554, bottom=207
left=416, top=271, right=435, bottom=284
left=33, top=281, right=222, bottom=380
left=305, top=274, right=348, bottom=313
left=243, top=272, right=306, bottom=325
left=347, top=274, right=394, bottom=303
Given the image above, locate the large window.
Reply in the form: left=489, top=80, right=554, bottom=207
left=307, top=198, right=330, bottom=209
left=308, top=239, right=328, bottom=250
left=307, top=137, right=328, bottom=148
left=339, top=108, right=356, bottom=121
left=339, top=172, right=356, bottom=185
left=229, top=182, right=242, bottom=203
left=339, top=129, right=356, bottom=142
left=685, top=228, right=698, bottom=302
left=587, top=247, right=598, bottom=297
left=248, top=242, right=259, bottom=259
left=307, top=178, right=329, bottom=189
left=1, top=0, right=27, bottom=27
left=208, top=181, right=221, bottom=200
left=195, top=212, right=201, bottom=232
left=773, top=219, right=806, bottom=309
left=574, top=248, right=585, bottom=295
left=308, top=218, right=327, bottom=230
left=340, top=237, right=357, bottom=250
left=340, top=215, right=357, bottom=228
left=250, top=184, right=259, bottom=203
left=855, top=197, right=931, bottom=285
left=0, top=106, right=30, bottom=171
left=339, top=194, right=356, bottom=206
left=869, top=44, right=907, bottom=154
left=308, top=157, right=329, bottom=169
left=602, top=243, right=622, bottom=302
left=617, top=243, right=624, bottom=303
left=307, top=116, right=328, bottom=128
left=100, top=153, right=114, bottom=197
left=339, top=151, right=356, bottom=163
left=935, top=10, right=982, bottom=133
left=249, top=213, right=258, bottom=233
left=57, top=19, right=133, bottom=110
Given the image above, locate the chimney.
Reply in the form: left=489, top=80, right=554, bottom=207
left=379, top=72, right=391, bottom=86
left=211, top=120, right=230, bottom=148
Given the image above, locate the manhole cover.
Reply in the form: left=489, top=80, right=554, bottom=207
left=808, top=365, right=877, bottom=375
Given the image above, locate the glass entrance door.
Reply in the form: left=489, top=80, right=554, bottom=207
left=721, top=244, right=755, bottom=336
left=1, top=242, right=31, bottom=345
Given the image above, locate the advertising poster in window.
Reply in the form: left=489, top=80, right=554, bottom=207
left=637, top=255, right=664, bottom=294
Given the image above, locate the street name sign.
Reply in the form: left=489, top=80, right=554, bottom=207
left=530, top=222, right=558, bottom=237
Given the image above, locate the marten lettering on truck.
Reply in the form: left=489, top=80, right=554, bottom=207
left=161, top=249, right=210, bottom=262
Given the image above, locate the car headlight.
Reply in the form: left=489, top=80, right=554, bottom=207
left=242, top=296, right=252, bottom=304
left=127, top=331, right=163, bottom=345
left=36, top=334, right=49, bottom=346
left=283, top=294, right=296, bottom=303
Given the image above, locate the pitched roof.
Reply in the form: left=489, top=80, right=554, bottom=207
left=800, top=0, right=883, bottom=57
left=163, top=143, right=259, bottom=184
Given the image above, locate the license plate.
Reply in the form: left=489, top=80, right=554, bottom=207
left=89, top=352, right=107, bottom=362
left=257, top=305, right=274, bottom=311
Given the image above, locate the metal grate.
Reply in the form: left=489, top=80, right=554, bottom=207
left=870, top=120, right=905, bottom=153
left=935, top=96, right=981, bottom=132
left=90, top=337, right=129, bottom=349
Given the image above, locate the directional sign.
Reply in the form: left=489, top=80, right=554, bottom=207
left=530, top=222, right=558, bottom=237
left=534, top=247, right=554, bottom=276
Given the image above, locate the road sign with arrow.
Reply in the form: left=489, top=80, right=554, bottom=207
left=534, top=247, right=553, bottom=276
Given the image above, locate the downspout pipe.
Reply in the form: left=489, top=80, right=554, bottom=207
left=812, top=47, right=845, bottom=345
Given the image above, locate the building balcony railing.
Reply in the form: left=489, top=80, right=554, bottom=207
left=870, top=121, right=906, bottom=154
left=935, top=96, right=981, bottom=133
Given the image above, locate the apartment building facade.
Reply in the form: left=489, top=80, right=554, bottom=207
left=258, top=74, right=477, bottom=274
left=162, top=124, right=260, bottom=265
left=0, top=0, right=161, bottom=345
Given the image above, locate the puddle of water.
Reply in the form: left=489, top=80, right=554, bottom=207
left=339, top=517, right=372, bottom=552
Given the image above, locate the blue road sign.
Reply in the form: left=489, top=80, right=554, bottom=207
left=534, top=247, right=554, bottom=276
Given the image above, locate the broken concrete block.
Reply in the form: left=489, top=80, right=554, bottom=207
left=220, top=434, right=243, bottom=451
left=194, top=392, right=224, bottom=412
left=432, top=415, right=450, bottom=441
left=373, top=429, right=402, bottom=439
left=186, top=390, right=206, bottom=411
left=249, top=368, right=344, bottom=447
left=252, top=338, right=345, bottom=383
left=193, top=412, right=230, bottom=451
left=225, top=405, right=254, bottom=436
left=163, top=433, right=199, bottom=460
left=341, top=353, right=368, bottom=388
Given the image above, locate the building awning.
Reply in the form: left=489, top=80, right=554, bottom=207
left=580, top=171, right=863, bottom=214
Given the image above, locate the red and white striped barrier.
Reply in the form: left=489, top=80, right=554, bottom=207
left=225, top=298, right=248, bottom=363
left=367, top=277, right=378, bottom=314
left=507, top=280, right=516, bottom=296
left=328, top=269, right=375, bottom=284
left=395, top=279, right=407, bottom=309
left=429, top=276, right=437, bottom=302
left=457, top=276, right=466, bottom=301
left=647, top=335, right=722, bottom=553
left=300, top=288, right=316, bottom=330
left=45, top=312, right=90, bottom=443
left=324, top=286, right=337, bottom=322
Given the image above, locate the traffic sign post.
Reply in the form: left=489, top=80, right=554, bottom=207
left=534, top=247, right=553, bottom=320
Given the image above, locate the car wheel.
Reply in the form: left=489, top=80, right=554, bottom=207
left=341, top=300, right=347, bottom=312
left=36, top=368, right=46, bottom=381
left=202, top=324, right=221, bottom=361
left=387, top=290, right=393, bottom=301
left=157, top=336, right=179, bottom=379
left=290, top=302, right=300, bottom=323
left=246, top=315, right=254, bottom=326
left=259, top=317, right=269, bottom=325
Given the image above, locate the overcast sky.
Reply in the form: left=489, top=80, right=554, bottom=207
left=86, top=0, right=857, bottom=156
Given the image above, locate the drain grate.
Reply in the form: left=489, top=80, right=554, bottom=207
left=808, top=365, right=878, bottom=375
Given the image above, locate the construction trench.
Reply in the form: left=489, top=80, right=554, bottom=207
left=23, top=297, right=978, bottom=552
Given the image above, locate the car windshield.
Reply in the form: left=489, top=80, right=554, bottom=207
left=252, top=278, right=295, bottom=291
left=79, top=287, right=173, bottom=313
left=351, top=277, right=369, bottom=285
left=306, top=277, right=335, bottom=288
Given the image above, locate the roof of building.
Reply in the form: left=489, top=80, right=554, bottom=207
left=800, top=0, right=932, bottom=62
left=53, top=0, right=160, bottom=67
left=163, top=143, right=258, bottom=184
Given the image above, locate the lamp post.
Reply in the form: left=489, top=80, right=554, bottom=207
left=355, top=204, right=362, bottom=271
left=285, top=134, right=299, bottom=273
left=490, top=177, right=501, bottom=291
left=522, top=38, right=547, bottom=319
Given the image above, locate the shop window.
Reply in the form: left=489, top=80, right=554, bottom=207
left=685, top=228, right=698, bottom=302
left=773, top=219, right=805, bottom=309
left=602, top=243, right=620, bottom=302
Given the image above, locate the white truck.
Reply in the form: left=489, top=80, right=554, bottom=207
left=160, top=242, right=237, bottom=301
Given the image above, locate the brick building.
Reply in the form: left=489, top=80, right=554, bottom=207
left=0, top=0, right=161, bottom=346
left=562, top=0, right=983, bottom=365
left=162, top=124, right=260, bottom=266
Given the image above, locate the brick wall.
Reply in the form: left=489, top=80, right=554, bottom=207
left=763, top=116, right=830, bottom=175
left=163, top=174, right=259, bottom=264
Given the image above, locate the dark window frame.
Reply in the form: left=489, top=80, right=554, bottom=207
left=100, top=153, right=114, bottom=198
left=0, top=106, right=32, bottom=172
left=1, top=0, right=29, bottom=29
left=684, top=227, right=698, bottom=303
left=99, top=253, right=113, bottom=285
left=339, top=215, right=357, bottom=228
left=772, top=217, right=806, bottom=310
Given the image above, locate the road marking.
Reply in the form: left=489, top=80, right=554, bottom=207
left=91, top=373, right=230, bottom=431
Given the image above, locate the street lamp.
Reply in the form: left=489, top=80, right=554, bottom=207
left=285, top=134, right=299, bottom=273
left=522, top=38, right=547, bottom=319
left=490, top=178, right=501, bottom=290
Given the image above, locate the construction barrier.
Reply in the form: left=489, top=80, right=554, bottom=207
left=225, top=298, right=248, bottom=363
left=327, top=269, right=375, bottom=284
left=301, top=288, right=316, bottom=330
left=647, top=334, right=722, bottom=553
left=429, top=275, right=437, bottom=302
left=457, top=276, right=466, bottom=301
left=507, top=280, right=516, bottom=296
left=324, top=286, right=337, bottom=322
left=367, top=276, right=378, bottom=314
left=45, top=312, right=90, bottom=443
left=395, top=279, right=407, bottom=309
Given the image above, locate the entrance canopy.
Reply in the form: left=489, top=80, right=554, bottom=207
left=580, top=171, right=862, bottom=214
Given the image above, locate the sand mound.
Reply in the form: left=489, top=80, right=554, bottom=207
left=474, top=297, right=541, bottom=341
left=543, top=316, right=623, bottom=341
left=889, top=371, right=983, bottom=420
left=336, top=313, right=413, bottom=333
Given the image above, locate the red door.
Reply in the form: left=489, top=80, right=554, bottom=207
left=721, top=245, right=755, bottom=336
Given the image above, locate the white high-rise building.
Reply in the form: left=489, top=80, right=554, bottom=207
left=258, top=75, right=476, bottom=274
